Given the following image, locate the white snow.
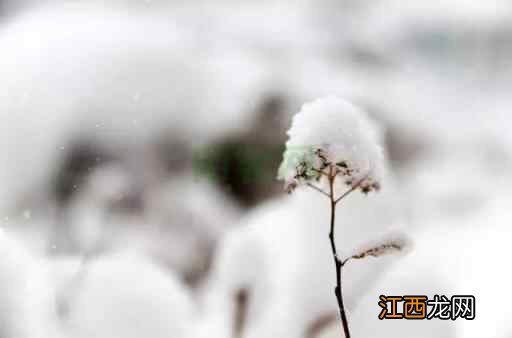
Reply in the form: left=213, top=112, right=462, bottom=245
left=63, top=252, right=195, bottom=338
left=1, top=1, right=511, bottom=337
left=0, top=231, right=62, bottom=338
left=278, top=97, right=385, bottom=191
left=203, top=177, right=403, bottom=338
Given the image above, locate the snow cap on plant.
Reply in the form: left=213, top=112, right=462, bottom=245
left=278, top=96, right=385, bottom=193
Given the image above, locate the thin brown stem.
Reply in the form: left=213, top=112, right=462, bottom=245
left=312, top=168, right=329, bottom=177
left=334, top=173, right=369, bottom=204
left=306, top=183, right=330, bottom=198
left=327, top=166, right=351, bottom=338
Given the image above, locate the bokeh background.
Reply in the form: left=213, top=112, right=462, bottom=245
left=1, top=1, right=511, bottom=337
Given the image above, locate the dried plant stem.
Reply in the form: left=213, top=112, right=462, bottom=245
left=306, top=183, right=330, bottom=198
left=334, top=173, right=369, bottom=204
left=327, top=168, right=351, bottom=338
left=305, top=165, right=369, bottom=338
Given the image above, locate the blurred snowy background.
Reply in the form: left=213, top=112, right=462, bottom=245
left=1, top=1, right=511, bottom=337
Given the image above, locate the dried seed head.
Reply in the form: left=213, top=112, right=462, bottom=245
left=277, top=97, right=386, bottom=194
left=350, top=241, right=403, bottom=260
left=344, top=233, right=411, bottom=264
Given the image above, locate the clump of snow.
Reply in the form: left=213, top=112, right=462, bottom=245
left=0, top=231, right=62, bottom=338
left=63, top=252, right=195, bottom=338
left=278, top=96, right=385, bottom=193
left=113, top=174, right=241, bottom=285
left=0, top=2, right=268, bottom=214
left=65, top=164, right=136, bottom=255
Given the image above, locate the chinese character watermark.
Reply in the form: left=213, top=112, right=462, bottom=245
left=379, top=295, right=475, bottom=320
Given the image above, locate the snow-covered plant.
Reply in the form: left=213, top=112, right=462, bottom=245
left=278, top=97, right=405, bottom=338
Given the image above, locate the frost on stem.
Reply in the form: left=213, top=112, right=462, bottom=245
left=278, top=97, right=404, bottom=338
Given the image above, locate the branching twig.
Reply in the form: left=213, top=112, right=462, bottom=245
left=312, top=167, right=329, bottom=177
left=280, top=99, right=393, bottom=338
left=306, top=183, right=330, bottom=198
left=334, top=173, right=370, bottom=204
left=290, top=156, right=384, bottom=338
left=327, top=165, right=352, bottom=338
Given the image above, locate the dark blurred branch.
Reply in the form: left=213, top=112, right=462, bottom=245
left=305, top=312, right=337, bottom=338
left=233, top=288, right=249, bottom=338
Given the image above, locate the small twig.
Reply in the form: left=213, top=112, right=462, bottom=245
left=312, top=168, right=329, bottom=177
left=341, top=241, right=405, bottom=267
left=298, top=162, right=372, bottom=338
left=340, top=257, right=350, bottom=266
left=334, top=173, right=370, bottom=204
left=327, top=166, right=351, bottom=338
left=306, top=183, right=330, bottom=198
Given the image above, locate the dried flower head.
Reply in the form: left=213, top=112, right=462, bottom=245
left=278, top=97, right=384, bottom=194
left=343, top=233, right=411, bottom=265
